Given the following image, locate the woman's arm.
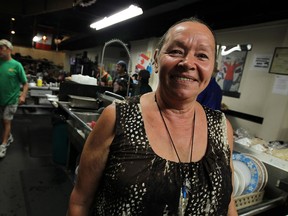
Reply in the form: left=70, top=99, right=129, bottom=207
left=67, top=104, right=116, bottom=216
left=226, top=118, right=239, bottom=216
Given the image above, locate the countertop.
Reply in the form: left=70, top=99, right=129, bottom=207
left=29, top=86, right=59, bottom=91
left=234, top=142, right=288, bottom=172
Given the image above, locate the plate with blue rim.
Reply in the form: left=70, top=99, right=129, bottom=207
left=232, top=152, right=259, bottom=195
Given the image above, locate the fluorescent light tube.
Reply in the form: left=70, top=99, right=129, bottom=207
left=90, top=5, right=143, bottom=30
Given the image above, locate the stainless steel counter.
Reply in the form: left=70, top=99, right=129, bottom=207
left=57, top=101, right=94, bottom=136
left=235, top=143, right=288, bottom=172
left=56, top=101, right=99, bottom=174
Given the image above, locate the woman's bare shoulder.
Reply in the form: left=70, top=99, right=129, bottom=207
left=96, top=103, right=116, bottom=127
left=85, top=103, right=117, bottom=152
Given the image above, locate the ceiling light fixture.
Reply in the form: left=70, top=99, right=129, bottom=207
left=90, top=4, right=143, bottom=30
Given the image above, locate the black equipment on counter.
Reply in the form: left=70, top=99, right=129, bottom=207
left=58, top=81, right=112, bottom=102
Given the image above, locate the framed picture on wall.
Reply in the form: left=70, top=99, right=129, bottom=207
left=269, top=47, right=288, bottom=75
left=216, top=44, right=251, bottom=98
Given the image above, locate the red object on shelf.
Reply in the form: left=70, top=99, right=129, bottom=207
left=87, top=121, right=96, bottom=128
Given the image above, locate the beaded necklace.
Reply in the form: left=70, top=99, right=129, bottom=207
left=154, top=94, right=196, bottom=214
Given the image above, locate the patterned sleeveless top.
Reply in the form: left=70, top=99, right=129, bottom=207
left=93, top=96, right=233, bottom=216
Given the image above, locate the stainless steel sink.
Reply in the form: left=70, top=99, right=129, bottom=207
left=69, top=108, right=100, bottom=123
left=73, top=111, right=100, bottom=123
left=57, top=101, right=102, bottom=139
left=66, top=108, right=101, bottom=139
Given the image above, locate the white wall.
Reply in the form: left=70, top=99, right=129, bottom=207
left=215, top=20, right=288, bottom=141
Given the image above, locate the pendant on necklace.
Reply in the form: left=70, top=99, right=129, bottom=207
left=179, top=188, right=189, bottom=216
left=182, top=178, right=191, bottom=198
left=179, top=178, right=191, bottom=216
left=179, top=178, right=190, bottom=216
left=182, top=185, right=187, bottom=199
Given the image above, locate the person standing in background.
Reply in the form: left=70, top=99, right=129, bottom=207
left=197, top=62, right=223, bottom=110
left=131, top=73, right=138, bottom=85
left=0, top=39, right=28, bottom=158
left=132, top=69, right=153, bottom=96
left=114, top=60, right=128, bottom=77
left=112, top=60, right=131, bottom=97
left=113, top=78, right=128, bottom=97
left=99, top=66, right=113, bottom=87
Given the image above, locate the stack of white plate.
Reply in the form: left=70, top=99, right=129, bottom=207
left=232, top=152, right=268, bottom=197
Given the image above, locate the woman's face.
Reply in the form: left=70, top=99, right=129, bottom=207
left=155, top=21, right=216, bottom=101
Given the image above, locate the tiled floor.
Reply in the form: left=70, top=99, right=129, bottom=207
left=0, top=109, right=73, bottom=216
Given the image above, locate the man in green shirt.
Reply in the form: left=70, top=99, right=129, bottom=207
left=0, top=39, right=28, bottom=158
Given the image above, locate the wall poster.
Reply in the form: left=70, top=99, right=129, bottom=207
left=216, top=44, right=250, bottom=98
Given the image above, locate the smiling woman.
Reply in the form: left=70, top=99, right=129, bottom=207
left=66, top=17, right=238, bottom=216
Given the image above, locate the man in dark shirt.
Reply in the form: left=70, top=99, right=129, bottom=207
left=197, top=76, right=222, bottom=110
left=132, top=69, right=153, bottom=96
left=112, top=60, right=131, bottom=97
